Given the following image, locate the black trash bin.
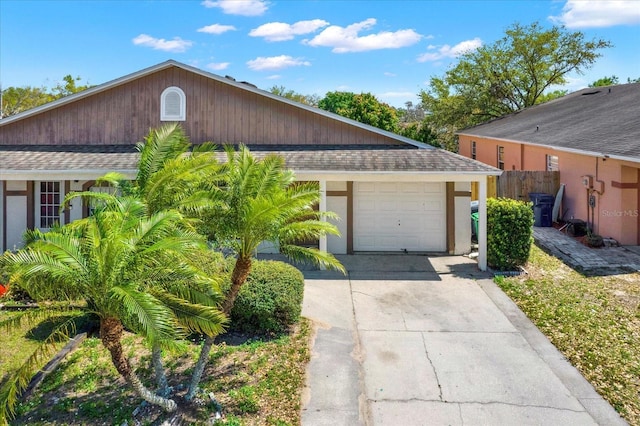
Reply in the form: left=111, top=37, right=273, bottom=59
left=529, top=193, right=554, bottom=227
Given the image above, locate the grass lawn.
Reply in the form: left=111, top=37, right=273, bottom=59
left=496, top=245, right=640, bottom=425
left=1, top=312, right=311, bottom=425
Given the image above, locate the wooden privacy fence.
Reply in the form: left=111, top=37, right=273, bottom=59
left=472, top=171, right=560, bottom=201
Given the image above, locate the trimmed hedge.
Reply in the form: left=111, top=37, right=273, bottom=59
left=222, top=259, right=305, bottom=334
left=487, top=197, right=534, bottom=271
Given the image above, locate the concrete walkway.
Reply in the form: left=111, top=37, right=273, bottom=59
left=300, top=254, right=627, bottom=426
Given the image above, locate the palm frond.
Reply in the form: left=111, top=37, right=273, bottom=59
left=0, top=315, right=77, bottom=423
left=61, top=190, right=120, bottom=214
left=192, top=141, right=217, bottom=154
left=152, top=289, right=227, bottom=337
left=278, top=219, right=341, bottom=244
left=164, top=282, right=224, bottom=307
left=5, top=245, right=87, bottom=298
left=0, top=304, right=80, bottom=332
left=109, top=283, right=180, bottom=344
left=137, top=123, right=191, bottom=189
left=279, top=245, right=346, bottom=274
left=143, top=153, right=221, bottom=213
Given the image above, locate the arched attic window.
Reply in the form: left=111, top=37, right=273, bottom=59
left=160, top=86, right=186, bottom=121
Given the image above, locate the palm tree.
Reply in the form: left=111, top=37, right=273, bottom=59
left=91, top=123, right=224, bottom=395
left=186, top=145, right=345, bottom=400
left=0, top=195, right=226, bottom=421
left=98, top=123, right=222, bottom=220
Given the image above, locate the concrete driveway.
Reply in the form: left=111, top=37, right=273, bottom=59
left=300, top=254, right=626, bottom=426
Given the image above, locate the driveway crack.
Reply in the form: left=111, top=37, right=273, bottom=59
left=421, top=332, right=443, bottom=401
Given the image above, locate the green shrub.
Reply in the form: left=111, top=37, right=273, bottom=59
left=187, top=248, right=227, bottom=277
left=222, top=260, right=305, bottom=334
left=487, top=197, right=534, bottom=271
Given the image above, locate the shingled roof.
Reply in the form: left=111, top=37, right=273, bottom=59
left=0, top=144, right=500, bottom=175
left=0, top=60, right=500, bottom=178
left=457, top=83, right=640, bottom=162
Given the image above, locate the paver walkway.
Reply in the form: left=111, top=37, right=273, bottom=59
left=300, top=254, right=627, bottom=426
left=533, top=227, right=640, bottom=275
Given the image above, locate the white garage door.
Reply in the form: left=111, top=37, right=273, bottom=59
left=354, top=182, right=446, bottom=252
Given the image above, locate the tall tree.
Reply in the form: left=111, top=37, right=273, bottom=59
left=397, top=101, right=426, bottom=124
left=50, top=75, right=92, bottom=99
left=269, top=85, right=320, bottom=106
left=589, top=75, right=619, bottom=87
left=318, top=91, right=399, bottom=133
left=420, top=21, right=611, bottom=151
left=0, top=195, right=225, bottom=420
left=0, top=86, right=51, bottom=118
left=186, top=145, right=345, bottom=400
left=1, top=75, right=91, bottom=118
left=395, top=101, right=439, bottom=146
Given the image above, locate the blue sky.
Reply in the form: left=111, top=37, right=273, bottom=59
left=1, top=0, right=639, bottom=107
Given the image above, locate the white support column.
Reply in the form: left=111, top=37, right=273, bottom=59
left=319, top=179, right=327, bottom=254
left=478, top=177, right=488, bottom=271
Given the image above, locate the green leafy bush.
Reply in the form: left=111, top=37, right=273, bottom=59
left=487, top=197, right=534, bottom=271
left=222, top=260, right=305, bottom=334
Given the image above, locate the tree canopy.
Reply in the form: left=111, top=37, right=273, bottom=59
left=590, top=75, right=620, bottom=87
left=1, top=75, right=91, bottom=118
left=420, top=21, right=611, bottom=151
left=318, top=91, right=399, bottom=133
left=590, top=75, right=640, bottom=87
left=269, top=85, right=320, bottom=106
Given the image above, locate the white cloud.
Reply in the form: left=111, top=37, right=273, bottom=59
left=384, top=72, right=397, bottom=77
left=249, top=19, right=329, bottom=42
left=266, top=74, right=282, bottom=80
left=246, top=55, right=311, bottom=71
left=132, top=34, right=193, bottom=52
left=417, top=37, right=482, bottom=62
left=305, top=18, right=422, bottom=53
left=207, top=62, right=230, bottom=71
left=549, top=0, right=640, bottom=28
left=201, top=0, right=268, bottom=16
left=197, top=24, right=237, bottom=34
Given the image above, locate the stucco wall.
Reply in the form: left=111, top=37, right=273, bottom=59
left=458, top=135, right=639, bottom=245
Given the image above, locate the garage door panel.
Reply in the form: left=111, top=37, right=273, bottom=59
left=354, top=182, right=446, bottom=252
left=400, top=200, right=422, bottom=211
left=425, top=200, right=443, bottom=211
left=379, top=199, right=398, bottom=211
left=424, top=184, right=443, bottom=194
left=378, top=182, right=398, bottom=192
left=357, top=235, right=376, bottom=249
left=358, top=198, right=376, bottom=209
left=358, top=182, right=376, bottom=192
left=401, top=182, right=421, bottom=193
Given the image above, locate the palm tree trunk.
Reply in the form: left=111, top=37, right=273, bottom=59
left=152, top=344, right=170, bottom=397
left=221, top=256, right=252, bottom=315
left=186, top=256, right=252, bottom=401
left=185, top=335, right=215, bottom=401
left=100, top=317, right=177, bottom=412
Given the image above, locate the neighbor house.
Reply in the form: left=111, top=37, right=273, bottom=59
left=0, top=60, right=500, bottom=269
left=458, top=83, right=640, bottom=246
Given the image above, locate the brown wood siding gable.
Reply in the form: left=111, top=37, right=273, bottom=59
left=0, top=66, right=406, bottom=148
